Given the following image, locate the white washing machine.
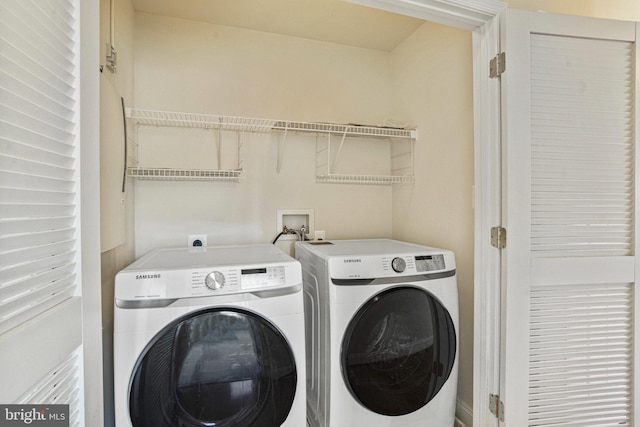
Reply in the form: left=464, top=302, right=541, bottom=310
left=296, top=239, right=458, bottom=427
left=114, top=244, right=306, bottom=427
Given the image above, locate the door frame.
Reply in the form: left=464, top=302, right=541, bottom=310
left=80, top=0, right=103, bottom=425
left=345, top=1, right=505, bottom=425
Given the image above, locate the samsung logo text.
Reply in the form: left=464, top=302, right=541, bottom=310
left=135, top=274, right=161, bottom=280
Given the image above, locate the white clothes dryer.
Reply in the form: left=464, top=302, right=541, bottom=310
left=296, top=239, right=458, bottom=427
left=114, top=244, right=306, bottom=427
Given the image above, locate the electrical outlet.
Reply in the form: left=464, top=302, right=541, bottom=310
left=188, top=234, right=207, bottom=247
left=314, top=230, right=326, bottom=241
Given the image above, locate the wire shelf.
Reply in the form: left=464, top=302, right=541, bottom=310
left=271, top=121, right=416, bottom=139
left=316, top=174, right=415, bottom=185
left=127, top=108, right=416, bottom=139
left=128, top=167, right=244, bottom=182
left=127, top=108, right=416, bottom=185
left=126, top=108, right=275, bottom=132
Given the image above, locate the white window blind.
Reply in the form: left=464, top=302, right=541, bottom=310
left=0, top=0, right=82, bottom=420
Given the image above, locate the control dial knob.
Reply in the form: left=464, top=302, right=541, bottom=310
left=205, top=271, right=226, bottom=290
left=391, top=257, right=406, bottom=273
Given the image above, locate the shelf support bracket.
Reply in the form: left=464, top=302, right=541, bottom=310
left=237, top=131, right=244, bottom=171
left=331, top=128, right=348, bottom=174
left=216, top=119, right=222, bottom=170
left=276, top=124, right=288, bottom=174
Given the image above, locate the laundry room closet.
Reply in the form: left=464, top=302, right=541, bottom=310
left=99, top=0, right=475, bottom=425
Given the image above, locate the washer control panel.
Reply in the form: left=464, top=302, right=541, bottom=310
left=191, top=268, right=240, bottom=296
left=240, top=266, right=286, bottom=290
left=115, top=245, right=302, bottom=302
left=414, top=254, right=446, bottom=272
left=330, top=252, right=453, bottom=279
left=189, top=266, right=286, bottom=295
left=383, top=254, right=446, bottom=274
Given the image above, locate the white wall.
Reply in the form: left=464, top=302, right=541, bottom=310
left=133, top=13, right=397, bottom=256
left=390, top=21, right=475, bottom=420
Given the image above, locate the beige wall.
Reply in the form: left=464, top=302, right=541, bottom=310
left=390, top=21, right=475, bottom=416
left=133, top=13, right=397, bottom=257
left=131, top=10, right=477, bottom=422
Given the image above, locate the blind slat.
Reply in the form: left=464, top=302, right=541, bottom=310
left=0, top=155, right=75, bottom=180
left=0, top=264, right=75, bottom=297
left=1, top=138, right=75, bottom=167
left=0, top=228, right=75, bottom=252
left=0, top=204, right=75, bottom=219
left=0, top=105, right=74, bottom=142
left=0, top=170, right=74, bottom=192
left=0, top=188, right=74, bottom=205
left=0, top=241, right=75, bottom=274
left=0, top=3, right=75, bottom=66
left=0, top=251, right=75, bottom=284
left=0, top=217, right=74, bottom=235
left=0, top=276, right=76, bottom=323
left=0, top=87, right=75, bottom=130
left=1, top=120, right=75, bottom=152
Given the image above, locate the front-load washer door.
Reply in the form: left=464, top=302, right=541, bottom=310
left=129, top=307, right=297, bottom=427
left=341, top=287, right=456, bottom=416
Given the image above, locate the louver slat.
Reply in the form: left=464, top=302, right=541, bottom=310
left=530, top=34, right=633, bottom=258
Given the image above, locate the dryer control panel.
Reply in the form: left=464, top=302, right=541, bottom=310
left=240, top=266, right=286, bottom=290
left=329, top=252, right=454, bottom=280
left=116, top=265, right=300, bottom=301
left=414, top=254, right=446, bottom=272
left=189, top=266, right=287, bottom=295
left=190, top=268, right=240, bottom=295
left=115, top=244, right=302, bottom=304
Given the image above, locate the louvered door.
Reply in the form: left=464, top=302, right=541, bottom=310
left=500, top=10, right=639, bottom=426
left=0, top=0, right=84, bottom=424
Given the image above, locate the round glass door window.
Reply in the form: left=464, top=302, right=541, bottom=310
left=129, top=308, right=297, bottom=426
left=341, top=287, right=456, bottom=416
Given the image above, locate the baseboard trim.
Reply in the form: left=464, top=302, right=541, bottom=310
left=456, top=399, right=473, bottom=427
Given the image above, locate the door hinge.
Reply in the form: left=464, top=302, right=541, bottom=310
left=489, top=52, right=506, bottom=78
left=491, top=226, right=506, bottom=249
left=489, top=393, right=505, bottom=421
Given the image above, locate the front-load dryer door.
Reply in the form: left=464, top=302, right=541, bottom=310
left=341, top=287, right=456, bottom=416
left=129, top=308, right=297, bottom=427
